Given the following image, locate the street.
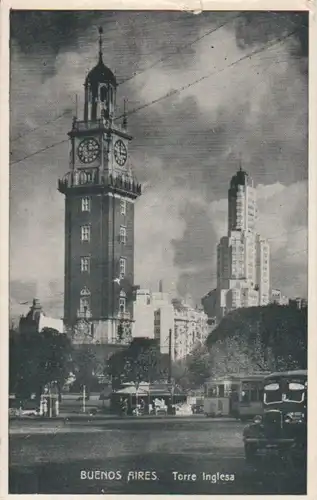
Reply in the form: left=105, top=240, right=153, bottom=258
left=9, top=417, right=306, bottom=494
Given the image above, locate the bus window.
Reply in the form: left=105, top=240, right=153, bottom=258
left=224, top=386, right=231, bottom=397
left=285, top=382, right=305, bottom=403
left=264, top=382, right=282, bottom=404
left=250, top=388, right=259, bottom=402
left=218, top=385, right=224, bottom=398
left=208, top=387, right=217, bottom=398
left=241, top=390, right=250, bottom=403
left=231, top=391, right=239, bottom=402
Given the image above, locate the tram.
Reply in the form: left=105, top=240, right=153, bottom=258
left=204, top=372, right=270, bottom=420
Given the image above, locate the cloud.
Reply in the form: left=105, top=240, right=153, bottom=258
left=173, top=180, right=308, bottom=301
left=9, top=12, right=308, bottom=319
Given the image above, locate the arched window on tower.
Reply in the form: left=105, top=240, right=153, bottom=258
left=79, top=287, right=91, bottom=317
left=100, top=85, right=107, bottom=102
left=119, top=290, right=126, bottom=315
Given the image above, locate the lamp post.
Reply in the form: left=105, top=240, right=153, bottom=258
left=83, top=385, right=86, bottom=413
left=168, top=328, right=172, bottom=384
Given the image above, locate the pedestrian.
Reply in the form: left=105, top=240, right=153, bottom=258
left=139, top=398, right=145, bottom=413
left=43, top=398, right=48, bottom=417
left=122, top=398, right=128, bottom=416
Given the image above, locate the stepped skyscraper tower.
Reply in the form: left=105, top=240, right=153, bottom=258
left=202, top=166, right=270, bottom=321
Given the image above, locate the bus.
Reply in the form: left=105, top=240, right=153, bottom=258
left=204, top=373, right=270, bottom=420
left=243, top=369, right=307, bottom=463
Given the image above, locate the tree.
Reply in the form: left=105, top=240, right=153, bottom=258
left=107, top=338, right=167, bottom=389
left=186, top=343, right=212, bottom=387
left=171, top=343, right=212, bottom=390
left=206, top=304, right=307, bottom=377
left=71, top=345, right=100, bottom=398
left=10, top=327, right=72, bottom=403
left=35, top=328, right=72, bottom=401
left=9, top=328, right=20, bottom=394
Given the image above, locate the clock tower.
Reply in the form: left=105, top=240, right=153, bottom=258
left=58, top=28, right=141, bottom=345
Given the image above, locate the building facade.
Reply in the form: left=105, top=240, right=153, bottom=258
left=271, top=288, right=290, bottom=306
left=202, top=167, right=270, bottom=322
left=173, top=300, right=209, bottom=360
left=19, top=299, right=64, bottom=335
left=133, top=289, right=209, bottom=360
left=58, top=29, right=141, bottom=345
left=289, top=297, right=308, bottom=310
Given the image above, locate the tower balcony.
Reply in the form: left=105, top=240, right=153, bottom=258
left=77, top=309, right=92, bottom=319
left=68, top=118, right=132, bottom=139
left=58, top=169, right=142, bottom=199
left=118, top=311, right=131, bottom=321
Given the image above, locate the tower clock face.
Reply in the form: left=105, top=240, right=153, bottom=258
left=77, top=138, right=100, bottom=164
left=113, top=140, right=127, bottom=166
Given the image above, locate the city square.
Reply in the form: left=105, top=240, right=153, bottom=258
left=8, top=10, right=308, bottom=495
left=9, top=416, right=306, bottom=494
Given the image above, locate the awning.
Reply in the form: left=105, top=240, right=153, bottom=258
left=115, top=386, right=148, bottom=395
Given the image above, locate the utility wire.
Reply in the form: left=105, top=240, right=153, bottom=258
left=115, top=28, right=299, bottom=121
left=119, top=14, right=241, bottom=85
left=10, top=28, right=299, bottom=166
left=10, top=110, right=72, bottom=143
left=10, top=16, right=238, bottom=145
left=10, top=139, right=68, bottom=166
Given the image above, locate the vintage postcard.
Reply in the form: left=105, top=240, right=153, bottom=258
left=1, top=1, right=316, bottom=497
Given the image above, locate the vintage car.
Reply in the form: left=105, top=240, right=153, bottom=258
left=243, top=369, right=307, bottom=464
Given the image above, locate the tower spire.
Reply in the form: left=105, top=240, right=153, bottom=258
left=238, top=152, right=242, bottom=171
left=122, top=98, right=128, bottom=129
left=98, top=26, right=103, bottom=63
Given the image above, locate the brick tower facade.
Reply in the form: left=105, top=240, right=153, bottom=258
left=58, top=28, right=141, bottom=344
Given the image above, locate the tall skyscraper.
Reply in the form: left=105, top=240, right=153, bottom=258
left=58, top=28, right=141, bottom=344
left=202, top=166, right=270, bottom=321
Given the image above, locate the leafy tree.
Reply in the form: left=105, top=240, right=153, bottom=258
left=37, top=328, right=72, bottom=400
left=107, top=338, right=168, bottom=390
left=10, top=327, right=72, bottom=403
left=9, top=329, right=20, bottom=394
left=185, top=343, right=212, bottom=387
left=171, top=343, right=212, bottom=390
left=207, top=304, right=307, bottom=377
left=71, top=345, right=100, bottom=398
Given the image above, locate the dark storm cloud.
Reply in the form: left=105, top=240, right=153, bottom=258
left=235, top=12, right=308, bottom=72
left=10, top=11, right=102, bottom=55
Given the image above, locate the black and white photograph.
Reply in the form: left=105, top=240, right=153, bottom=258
left=5, top=5, right=313, bottom=495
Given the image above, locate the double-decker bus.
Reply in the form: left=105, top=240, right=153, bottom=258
left=204, top=372, right=270, bottom=420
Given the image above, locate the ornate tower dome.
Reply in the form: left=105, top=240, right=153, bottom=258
left=84, top=27, right=117, bottom=122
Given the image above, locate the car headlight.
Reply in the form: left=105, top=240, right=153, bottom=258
left=284, top=412, right=305, bottom=423
left=253, top=415, right=262, bottom=424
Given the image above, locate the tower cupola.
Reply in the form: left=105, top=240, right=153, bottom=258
left=84, top=27, right=117, bottom=122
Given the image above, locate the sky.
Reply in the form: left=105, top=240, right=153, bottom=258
left=9, top=10, right=308, bottom=319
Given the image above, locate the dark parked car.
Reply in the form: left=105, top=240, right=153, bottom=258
left=243, top=370, right=307, bottom=464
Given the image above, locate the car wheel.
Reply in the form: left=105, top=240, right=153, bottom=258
left=244, top=443, right=257, bottom=464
